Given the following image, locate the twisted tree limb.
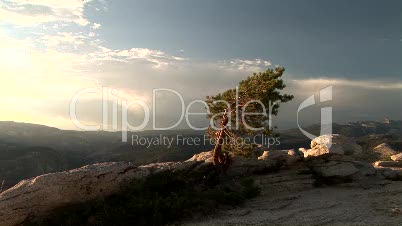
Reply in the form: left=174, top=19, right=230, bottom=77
left=212, top=109, right=232, bottom=171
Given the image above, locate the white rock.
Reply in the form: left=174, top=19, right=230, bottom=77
left=258, top=150, right=287, bottom=161
left=305, top=134, right=362, bottom=159
left=391, top=153, right=402, bottom=162
left=258, top=151, right=269, bottom=160
left=298, top=148, right=308, bottom=153
left=303, top=147, right=344, bottom=159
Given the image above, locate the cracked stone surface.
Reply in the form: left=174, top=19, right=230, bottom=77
left=0, top=152, right=281, bottom=226
left=0, top=161, right=197, bottom=226
left=181, top=181, right=402, bottom=226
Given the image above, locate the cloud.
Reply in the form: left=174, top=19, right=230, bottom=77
left=0, top=32, right=98, bottom=126
left=41, top=32, right=86, bottom=47
left=91, top=23, right=101, bottom=29
left=221, top=58, right=272, bottom=71
left=289, top=78, right=402, bottom=90
left=0, top=0, right=92, bottom=26
left=0, top=30, right=277, bottom=130
left=88, top=47, right=188, bottom=68
left=0, top=29, right=401, bottom=130
left=275, top=78, right=402, bottom=129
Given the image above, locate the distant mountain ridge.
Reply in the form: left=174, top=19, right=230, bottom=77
left=0, top=121, right=207, bottom=189
left=1, top=119, right=401, bottom=189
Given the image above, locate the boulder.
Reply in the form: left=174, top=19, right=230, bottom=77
left=311, top=134, right=362, bottom=155
left=288, top=149, right=303, bottom=158
left=374, top=161, right=402, bottom=168
left=258, top=150, right=287, bottom=161
left=186, top=150, right=213, bottom=162
left=303, top=134, right=363, bottom=160
left=298, top=147, right=308, bottom=154
left=257, top=151, right=269, bottom=160
left=327, top=155, right=355, bottom=162
left=352, top=161, right=377, bottom=176
left=373, top=143, right=398, bottom=160
left=326, top=154, right=345, bottom=161
left=303, top=135, right=376, bottom=182
left=0, top=161, right=196, bottom=226
left=312, top=161, right=359, bottom=178
left=303, top=147, right=343, bottom=159
left=391, top=153, right=402, bottom=162
left=258, top=150, right=301, bottom=166
left=285, top=155, right=301, bottom=166
left=376, top=168, right=402, bottom=180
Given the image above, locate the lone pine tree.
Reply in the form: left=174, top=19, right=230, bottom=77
left=206, top=67, right=294, bottom=170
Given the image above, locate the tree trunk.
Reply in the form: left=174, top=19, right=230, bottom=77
left=212, top=110, right=231, bottom=170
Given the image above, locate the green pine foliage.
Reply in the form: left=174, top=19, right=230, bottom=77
left=206, top=67, right=294, bottom=157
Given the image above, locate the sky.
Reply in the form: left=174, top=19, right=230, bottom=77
left=0, top=0, right=401, bottom=131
